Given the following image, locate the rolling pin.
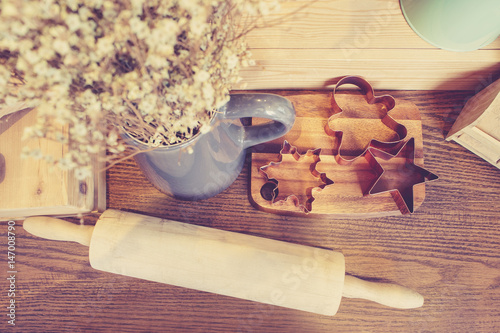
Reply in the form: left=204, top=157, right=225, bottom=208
left=23, top=209, right=423, bottom=315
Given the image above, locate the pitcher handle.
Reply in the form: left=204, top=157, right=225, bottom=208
left=222, top=93, right=295, bottom=149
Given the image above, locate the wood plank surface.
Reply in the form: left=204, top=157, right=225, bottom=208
left=239, top=0, right=500, bottom=90
left=238, top=49, right=500, bottom=91
left=2, top=90, right=499, bottom=332
left=245, top=0, right=500, bottom=50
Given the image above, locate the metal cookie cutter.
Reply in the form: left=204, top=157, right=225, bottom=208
left=325, top=76, right=408, bottom=165
left=365, top=138, right=439, bottom=214
left=259, top=140, right=334, bottom=214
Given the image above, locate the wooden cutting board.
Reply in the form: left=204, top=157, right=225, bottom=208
left=249, top=90, right=426, bottom=218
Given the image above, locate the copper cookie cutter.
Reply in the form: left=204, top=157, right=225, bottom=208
left=324, top=76, right=437, bottom=214
left=258, top=140, right=334, bottom=213
left=325, top=76, right=408, bottom=165
left=364, top=138, right=439, bottom=214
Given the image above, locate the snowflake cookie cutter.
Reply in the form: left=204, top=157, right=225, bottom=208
left=258, top=140, right=334, bottom=214
left=325, top=76, right=408, bottom=165
left=365, top=138, right=439, bottom=214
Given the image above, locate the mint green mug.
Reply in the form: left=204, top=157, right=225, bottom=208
left=400, top=0, right=500, bottom=52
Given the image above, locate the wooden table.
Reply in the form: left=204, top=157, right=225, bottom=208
left=240, top=0, right=500, bottom=91
left=5, top=90, right=500, bottom=332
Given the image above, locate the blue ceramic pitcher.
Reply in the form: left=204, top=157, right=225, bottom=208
left=125, top=93, right=295, bottom=200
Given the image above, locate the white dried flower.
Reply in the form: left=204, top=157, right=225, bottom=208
left=1, top=0, right=277, bottom=172
left=71, top=123, right=88, bottom=137
left=75, top=167, right=92, bottom=180
left=1, top=3, right=19, bottom=17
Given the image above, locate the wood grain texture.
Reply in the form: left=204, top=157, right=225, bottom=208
left=239, top=0, right=500, bottom=90
left=0, top=108, right=94, bottom=220
left=2, top=91, right=500, bottom=332
left=0, top=108, right=106, bottom=220
left=238, top=49, right=500, bottom=91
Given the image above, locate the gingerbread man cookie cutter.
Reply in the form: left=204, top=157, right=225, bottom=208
left=325, top=76, right=408, bottom=165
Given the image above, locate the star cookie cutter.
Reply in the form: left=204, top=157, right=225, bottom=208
left=365, top=138, right=439, bottom=214
left=325, top=76, right=408, bottom=165
left=258, top=140, right=334, bottom=214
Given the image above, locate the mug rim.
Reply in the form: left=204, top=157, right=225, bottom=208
left=121, top=110, right=220, bottom=151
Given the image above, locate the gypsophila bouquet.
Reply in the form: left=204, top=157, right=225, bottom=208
left=0, top=0, right=279, bottom=179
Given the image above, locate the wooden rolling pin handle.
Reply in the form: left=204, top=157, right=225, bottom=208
left=23, top=216, right=94, bottom=247
left=342, top=275, right=424, bottom=309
